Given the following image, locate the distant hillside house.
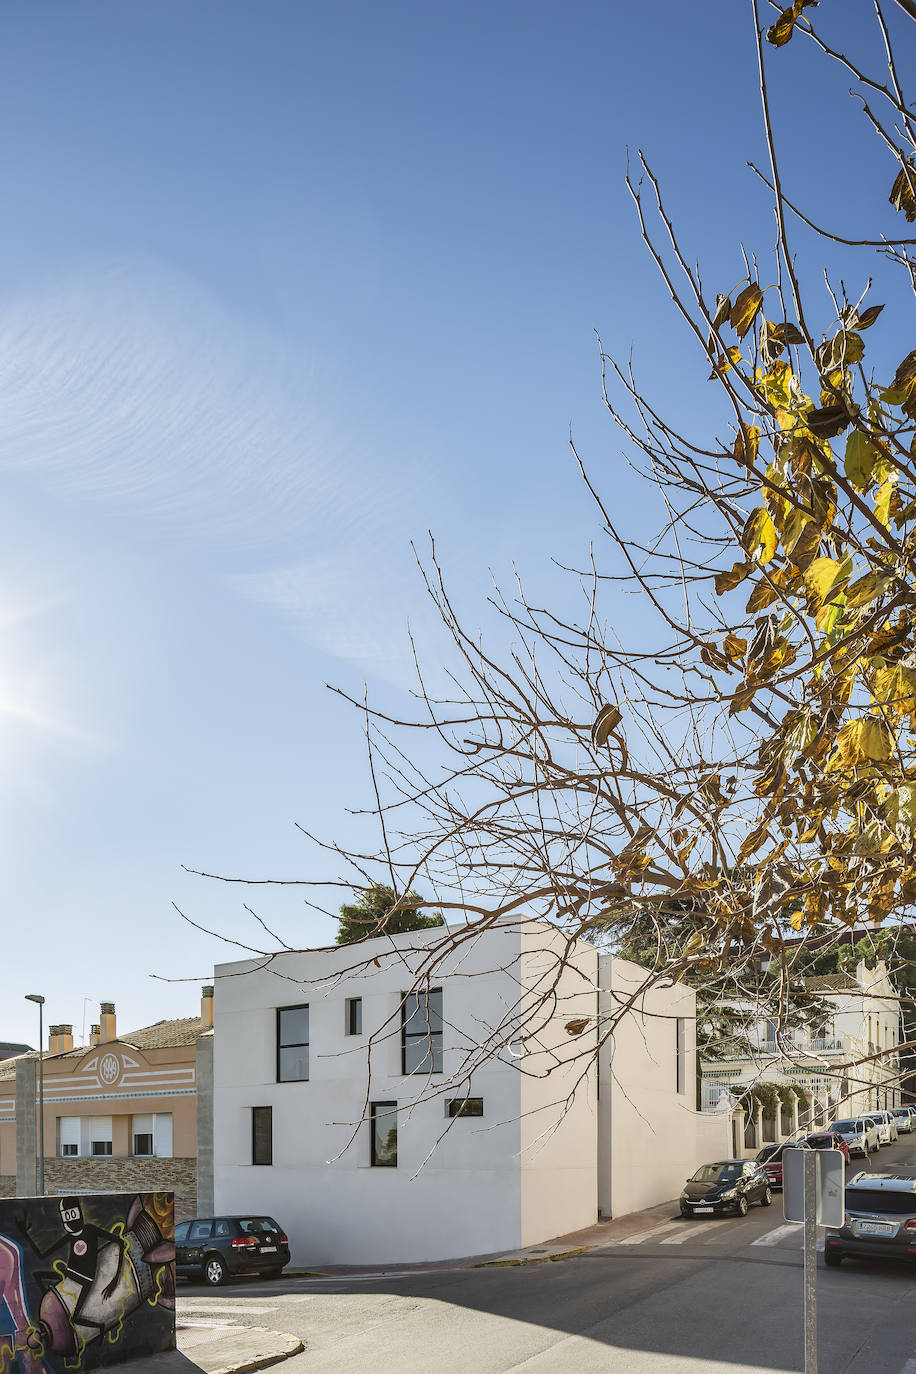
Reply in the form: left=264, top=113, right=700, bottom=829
left=0, top=990, right=214, bottom=1220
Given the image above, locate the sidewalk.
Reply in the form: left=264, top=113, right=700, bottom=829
left=101, top=1323, right=304, bottom=1374
left=284, top=1195, right=681, bottom=1278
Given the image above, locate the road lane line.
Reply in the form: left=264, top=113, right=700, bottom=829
left=751, top=1222, right=803, bottom=1247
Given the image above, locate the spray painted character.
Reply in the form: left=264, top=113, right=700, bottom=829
left=16, top=1196, right=174, bottom=1359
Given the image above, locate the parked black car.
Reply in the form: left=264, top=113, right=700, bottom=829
left=824, top=1173, right=916, bottom=1268
left=680, top=1160, right=773, bottom=1217
left=175, top=1215, right=291, bottom=1285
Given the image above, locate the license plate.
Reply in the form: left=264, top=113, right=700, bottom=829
left=260, top=1245, right=278, bottom=1252
left=857, top=1221, right=894, bottom=1236
left=692, top=1206, right=715, bottom=1214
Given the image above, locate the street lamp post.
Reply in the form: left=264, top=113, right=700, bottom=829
left=24, top=995, right=45, bottom=1195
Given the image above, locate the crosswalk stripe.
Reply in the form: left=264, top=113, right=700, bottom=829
left=660, top=1221, right=723, bottom=1244
left=614, top=1220, right=684, bottom=1246
left=752, top=1223, right=803, bottom=1247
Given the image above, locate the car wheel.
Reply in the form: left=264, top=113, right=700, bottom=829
left=824, top=1249, right=842, bottom=1268
left=737, top=1196, right=749, bottom=1217
left=203, top=1254, right=228, bottom=1287
left=760, top=1186, right=773, bottom=1207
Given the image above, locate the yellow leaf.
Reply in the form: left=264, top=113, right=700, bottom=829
left=714, top=560, right=752, bottom=594
left=740, top=507, right=778, bottom=565
left=591, top=704, right=622, bottom=747
left=831, top=717, right=895, bottom=769
left=873, top=665, right=916, bottom=721
left=789, top=908, right=804, bottom=931
left=737, top=821, right=770, bottom=862
left=846, top=571, right=893, bottom=608
left=875, top=479, right=895, bottom=528
left=730, top=284, right=764, bottom=339
left=565, top=1019, right=589, bottom=1037
left=734, top=425, right=760, bottom=467
left=723, top=633, right=747, bottom=661
left=844, top=430, right=876, bottom=488
left=746, top=579, right=779, bottom=613
left=803, top=556, right=842, bottom=607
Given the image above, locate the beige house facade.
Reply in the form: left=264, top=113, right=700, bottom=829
left=0, top=990, right=214, bottom=1220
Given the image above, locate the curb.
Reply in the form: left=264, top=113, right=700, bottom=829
left=471, top=1246, right=590, bottom=1269
left=205, top=1333, right=304, bottom=1374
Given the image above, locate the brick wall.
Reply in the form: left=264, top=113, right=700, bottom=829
left=35, top=1158, right=197, bottom=1219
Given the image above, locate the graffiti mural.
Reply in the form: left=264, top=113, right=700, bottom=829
left=0, top=1193, right=175, bottom=1374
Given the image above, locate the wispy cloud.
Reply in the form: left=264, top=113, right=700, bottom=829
left=0, top=263, right=436, bottom=681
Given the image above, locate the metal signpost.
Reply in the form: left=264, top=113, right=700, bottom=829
left=782, top=1147, right=845, bottom=1374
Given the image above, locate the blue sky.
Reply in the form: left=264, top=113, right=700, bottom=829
left=2, top=1, right=906, bottom=1044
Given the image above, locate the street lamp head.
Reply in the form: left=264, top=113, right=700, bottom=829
left=24, top=994, right=45, bottom=1005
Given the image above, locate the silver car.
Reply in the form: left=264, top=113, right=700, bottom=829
left=829, top=1117, right=879, bottom=1156
left=867, top=1111, right=898, bottom=1145
left=893, top=1106, right=916, bottom=1134
left=825, top=1173, right=916, bottom=1268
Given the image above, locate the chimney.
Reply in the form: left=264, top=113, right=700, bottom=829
left=99, top=1002, right=117, bottom=1043
left=201, top=985, right=214, bottom=1029
left=48, top=1024, right=74, bottom=1055
left=89, top=1024, right=101, bottom=1047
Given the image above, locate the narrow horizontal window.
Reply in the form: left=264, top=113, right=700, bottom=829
left=91, top=1140, right=112, bottom=1156
left=252, top=1106, right=273, bottom=1166
left=60, top=1143, right=78, bottom=1157
left=447, top=1098, right=483, bottom=1118
left=277, top=1004, right=309, bottom=1082
left=346, top=998, right=362, bottom=1036
left=371, top=1101, right=397, bottom=1167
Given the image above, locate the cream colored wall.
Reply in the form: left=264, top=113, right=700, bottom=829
left=518, top=925, right=598, bottom=1246
left=599, top=957, right=705, bottom=1218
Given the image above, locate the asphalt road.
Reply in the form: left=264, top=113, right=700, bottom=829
left=179, top=1137, right=916, bottom=1374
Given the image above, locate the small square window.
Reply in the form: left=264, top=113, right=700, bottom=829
left=447, top=1098, right=483, bottom=1118
left=346, top=998, right=363, bottom=1036
left=252, top=1106, right=273, bottom=1165
left=60, top=1143, right=78, bottom=1157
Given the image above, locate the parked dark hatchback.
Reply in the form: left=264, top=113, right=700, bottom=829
left=825, top=1174, right=916, bottom=1268
left=175, top=1215, right=291, bottom=1286
left=680, top=1160, right=773, bottom=1217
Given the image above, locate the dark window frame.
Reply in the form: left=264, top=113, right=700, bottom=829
left=91, top=1140, right=113, bottom=1156
left=60, top=1142, right=78, bottom=1157
left=446, top=1097, right=483, bottom=1118
left=370, top=1101, right=398, bottom=1167
left=346, top=998, right=363, bottom=1036
left=401, top=988, right=443, bottom=1076
left=276, top=1003, right=309, bottom=1082
left=252, top=1105, right=273, bottom=1166
left=133, top=1132, right=154, bottom=1157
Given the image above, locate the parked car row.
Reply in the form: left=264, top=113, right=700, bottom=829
left=755, top=1133, right=851, bottom=1190
left=828, top=1107, right=916, bottom=1158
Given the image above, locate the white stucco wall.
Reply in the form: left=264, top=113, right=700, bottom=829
left=213, top=920, right=599, bottom=1265
left=597, top=956, right=707, bottom=1218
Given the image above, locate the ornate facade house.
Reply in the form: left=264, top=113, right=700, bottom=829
left=0, top=990, right=214, bottom=1220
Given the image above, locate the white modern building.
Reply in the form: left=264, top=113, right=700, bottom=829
left=213, top=920, right=730, bottom=1266
left=701, top=960, right=900, bottom=1127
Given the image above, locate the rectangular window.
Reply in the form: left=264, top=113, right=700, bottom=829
left=252, top=1106, right=273, bottom=1165
left=371, top=1101, right=397, bottom=1166
left=86, top=1116, right=112, bottom=1157
left=346, top=998, right=363, bottom=1036
left=58, top=1116, right=81, bottom=1158
left=277, top=1004, right=309, bottom=1082
left=676, top=1018, right=686, bottom=1095
left=91, top=1140, right=113, bottom=1156
left=133, top=1133, right=154, bottom=1156
left=401, top=989, right=443, bottom=1075
left=446, top=1098, right=483, bottom=1118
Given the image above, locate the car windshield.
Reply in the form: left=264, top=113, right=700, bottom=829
left=807, top=1136, right=833, bottom=1149
left=847, top=1188, right=916, bottom=1216
left=756, top=1145, right=780, bottom=1163
left=238, top=1217, right=282, bottom=1236
left=830, top=1121, right=857, bottom=1133
left=893, top=1109, right=911, bottom=1118
left=691, top=1163, right=741, bottom=1184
